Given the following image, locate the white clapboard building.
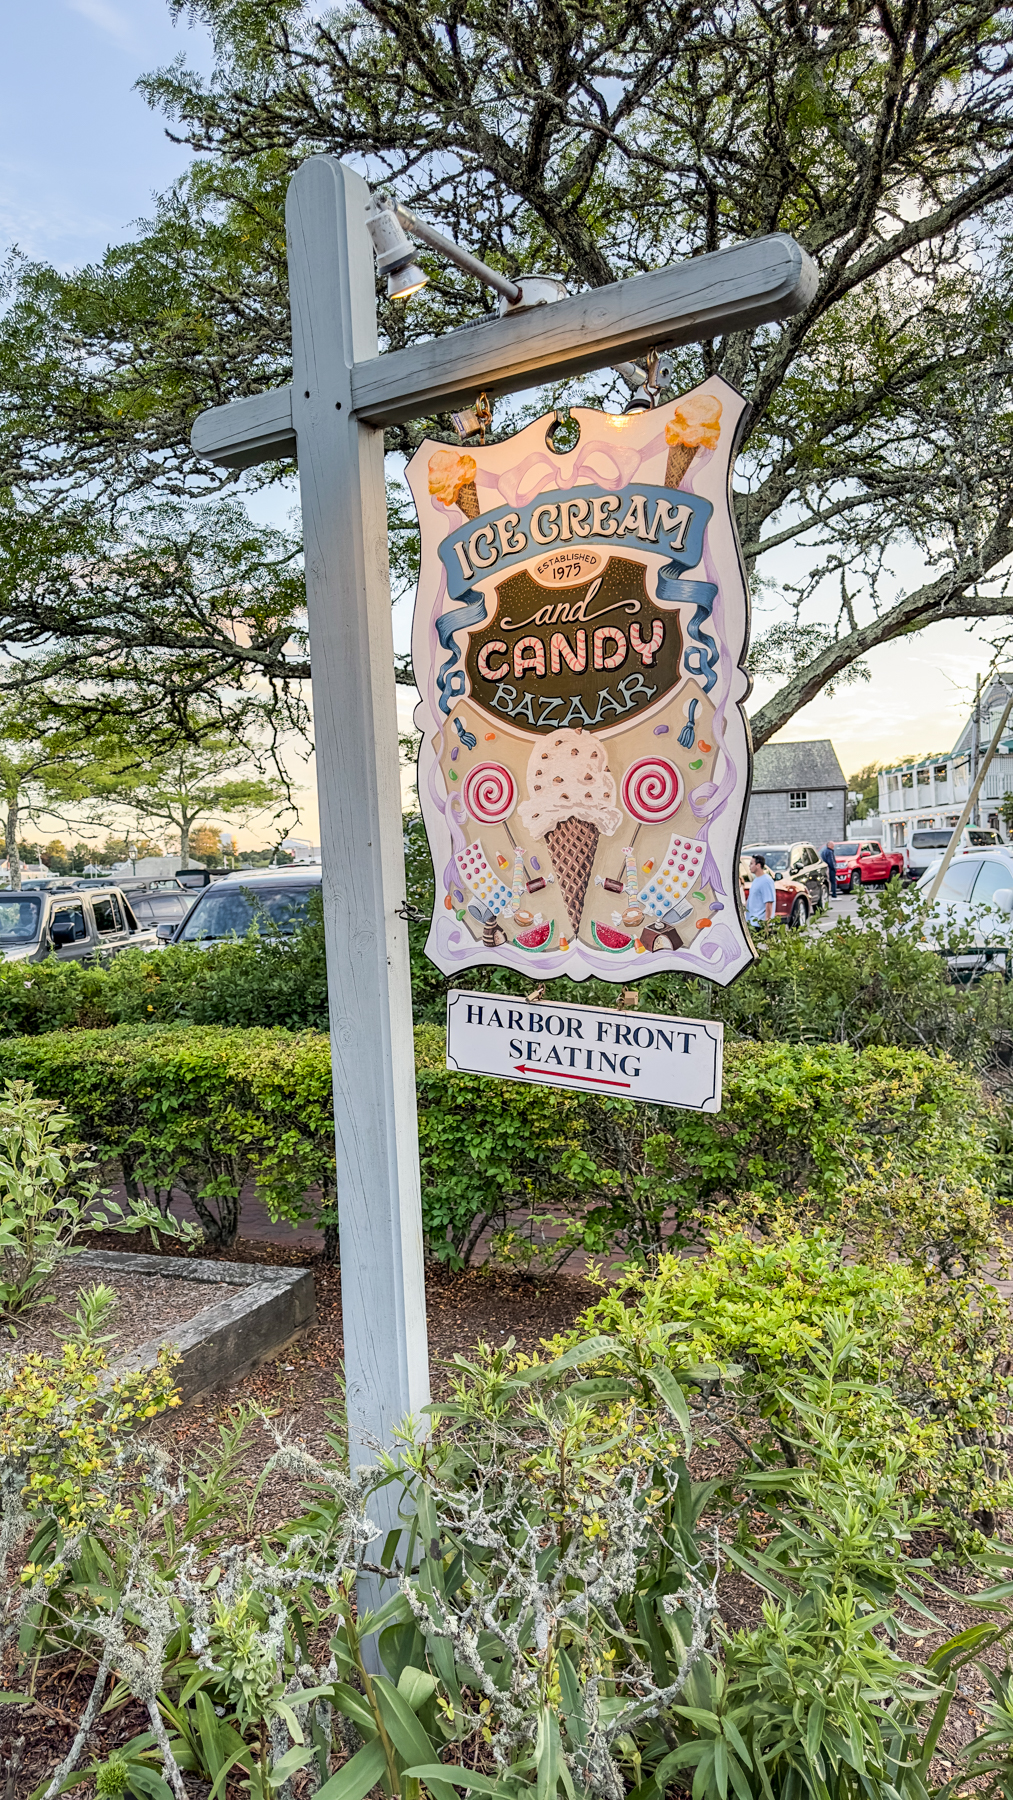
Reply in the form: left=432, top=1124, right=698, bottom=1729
left=876, top=673, right=1013, bottom=849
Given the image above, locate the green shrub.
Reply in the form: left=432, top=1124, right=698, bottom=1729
left=548, top=1231, right=1013, bottom=1534
left=418, top=1031, right=996, bottom=1268
left=0, top=954, right=112, bottom=1036
left=0, top=1026, right=995, bottom=1267
left=0, top=1026, right=337, bottom=1248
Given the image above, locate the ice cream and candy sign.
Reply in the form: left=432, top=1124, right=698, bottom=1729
left=407, top=378, right=754, bottom=985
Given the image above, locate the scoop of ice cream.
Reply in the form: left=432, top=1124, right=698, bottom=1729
left=428, top=448, right=477, bottom=505
left=518, top=730, right=623, bottom=839
left=666, top=393, right=722, bottom=451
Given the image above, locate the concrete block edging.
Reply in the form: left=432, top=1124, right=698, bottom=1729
left=73, top=1249, right=316, bottom=1403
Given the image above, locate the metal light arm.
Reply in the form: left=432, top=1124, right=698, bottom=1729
left=393, top=203, right=522, bottom=305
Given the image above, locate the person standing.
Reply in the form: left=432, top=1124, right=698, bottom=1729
left=745, top=854, right=776, bottom=924
left=821, top=840, right=838, bottom=899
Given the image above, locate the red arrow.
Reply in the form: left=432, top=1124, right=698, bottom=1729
left=514, top=1063, right=632, bottom=1090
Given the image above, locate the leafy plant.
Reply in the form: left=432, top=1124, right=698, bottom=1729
left=0, top=1080, right=199, bottom=1320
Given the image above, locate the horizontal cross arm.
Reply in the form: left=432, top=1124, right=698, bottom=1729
left=352, top=233, right=815, bottom=429
left=192, top=231, right=815, bottom=466
left=191, top=385, right=295, bottom=470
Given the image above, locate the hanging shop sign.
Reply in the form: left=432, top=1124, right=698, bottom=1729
left=407, top=379, right=754, bottom=986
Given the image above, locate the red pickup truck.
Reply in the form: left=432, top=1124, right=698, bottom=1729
left=833, top=839, right=904, bottom=891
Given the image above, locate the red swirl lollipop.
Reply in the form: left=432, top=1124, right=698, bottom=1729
left=621, top=757, right=683, bottom=823
left=463, top=762, right=517, bottom=825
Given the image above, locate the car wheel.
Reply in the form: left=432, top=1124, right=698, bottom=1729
left=789, top=896, right=809, bottom=929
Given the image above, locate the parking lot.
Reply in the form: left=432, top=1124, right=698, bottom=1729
left=808, top=888, right=865, bottom=934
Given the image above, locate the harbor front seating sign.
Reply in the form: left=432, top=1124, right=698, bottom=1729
left=408, top=381, right=753, bottom=986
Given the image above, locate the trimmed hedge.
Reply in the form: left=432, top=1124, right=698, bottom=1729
left=0, top=1024, right=995, bottom=1261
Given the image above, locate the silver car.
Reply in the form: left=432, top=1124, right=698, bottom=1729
left=159, top=867, right=322, bottom=948
left=0, top=886, right=158, bottom=964
left=916, top=849, right=1013, bottom=979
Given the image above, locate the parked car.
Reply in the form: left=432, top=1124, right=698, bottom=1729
left=739, top=851, right=816, bottom=929
left=904, top=825, right=1003, bottom=881
left=0, top=885, right=158, bottom=964
left=159, top=866, right=322, bottom=948
left=742, top=843, right=830, bottom=915
left=128, top=888, right=194, bottom=933
left=832, top=838, right=905, bottom=891
left=916, top=847, right=1013, bottom=980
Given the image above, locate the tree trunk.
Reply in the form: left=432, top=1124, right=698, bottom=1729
left=178, top=819, right=190, bottom=869
left=5, top=799, right=20, bottom=891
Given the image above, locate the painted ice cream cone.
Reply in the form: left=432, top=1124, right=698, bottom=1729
left=665, top=394, right=723, bottom=488
left=428, top=447, right=480, bottom=519
left=545, top=818, right=600, bottom=931
left=518, top=729, right=622, bottom=933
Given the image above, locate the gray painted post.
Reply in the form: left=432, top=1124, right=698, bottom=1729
left=285, top=158, right=430, bottom=1506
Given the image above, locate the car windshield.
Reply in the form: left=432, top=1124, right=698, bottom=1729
left=833, top=844, right=863, bottom=856
left=746, top=848, right=789, bottom=874
left=968, top=829, right=1001, bottom=847
left=0, top=895, right=42, bottom=943
left=177, top=883, right=315, bottom=942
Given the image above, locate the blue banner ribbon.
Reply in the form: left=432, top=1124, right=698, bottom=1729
left=438, top=483, right=713, bottom=599
left=655, top=564, right=720, bottom=693
left=435, top=588, right=488, bottom=717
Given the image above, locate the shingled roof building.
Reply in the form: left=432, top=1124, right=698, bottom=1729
left=745, top=740, right=848, bottom=845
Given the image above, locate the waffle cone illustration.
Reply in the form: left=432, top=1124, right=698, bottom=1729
left=665, top=393, right=723, bottom=488
left=428, top=447, right=480, bottom=519
left=517, top=728, right=623, bottom=935
left=545, top=818, right=600, bottom=931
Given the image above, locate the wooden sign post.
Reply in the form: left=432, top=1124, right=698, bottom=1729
left=191, top=155, right=816, bottom=1546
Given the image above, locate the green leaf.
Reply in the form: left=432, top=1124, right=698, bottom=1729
left=404, top=1767, right=523, bottom=1799
left=508, top=1336, right=618, bottom=1385
left=645, top=1363, right=692, bottom=1449
left=270, top=1745, right=314, bottom=1782
left=536, top=1705, right=561, bottom=1800
left=374, top=1675, right=458, bottom=1800
left=316, top=1736, right=389, bottom=1800
left=806, top=1700, right=826, bottom=1763
left=713, top=1736, right=728, bottom=1800
left=398, top=1665, right=439, bottom=1711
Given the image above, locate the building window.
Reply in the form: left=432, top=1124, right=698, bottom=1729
left=891, top=823, right=906, bottom=847
left=788, top=790, right=808, bottom=810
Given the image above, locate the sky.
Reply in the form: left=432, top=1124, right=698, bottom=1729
left=1, top=2, right=1002, bottom=848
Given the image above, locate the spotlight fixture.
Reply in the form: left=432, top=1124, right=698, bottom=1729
left=364, top=194, right=429, bottom=301
left=366, top=190, right=567, bottom=315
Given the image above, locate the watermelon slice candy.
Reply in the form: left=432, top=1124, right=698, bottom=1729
left=514, top=920, right=555, bottom=951
left=591, top=921, right=635, bottom=952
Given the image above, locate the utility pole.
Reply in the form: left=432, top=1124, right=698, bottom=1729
left=972, top=674, right=982, bottom=827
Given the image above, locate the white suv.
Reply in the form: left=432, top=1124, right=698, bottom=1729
left=916, top=849, right=1013, bottom=978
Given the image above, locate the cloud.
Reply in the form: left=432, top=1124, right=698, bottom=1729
left=66, top=0, right=140, bottom=53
